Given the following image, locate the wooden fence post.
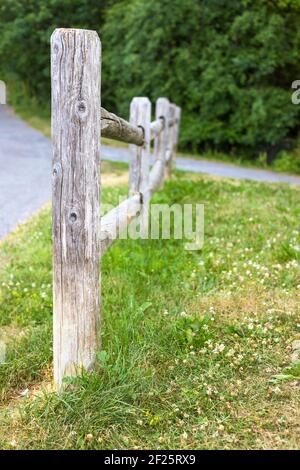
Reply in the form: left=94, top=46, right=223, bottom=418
left=165, top=104, right=175, bottom=178
left=129, top=97, right=151, bottom=238
left=51, top=28, right=101, bottom=389
left=153, top=97, right=170, bottom=188
left=173, top=105, right=181, bottom=170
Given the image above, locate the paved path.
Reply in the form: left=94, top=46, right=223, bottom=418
left=1, top=105, right=300, bottom=239
left=0, top=106, right=52, bottom=239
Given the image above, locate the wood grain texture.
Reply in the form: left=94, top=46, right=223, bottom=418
left=101, top=108, right=163, bottom=145
left=165, top=103, right=176, bottom=178
left=100, top=194, right=142, bottom=253
left=51, top=28, right=101, bottom=389
left=172, top=106, right=181, bottom=171
left=149, top=159, right=164, bottom=195
left=150, top=98, right=170, bottom=192
left=129, top=97, right=151, bottom=238
left=150, top=117, right=164, bottom=139
left=101, top=107, right=144, bottom=146
left=129, top=98, right=151, bottom=195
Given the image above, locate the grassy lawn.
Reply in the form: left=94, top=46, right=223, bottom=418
left=0, top=165, right=300, bottom=450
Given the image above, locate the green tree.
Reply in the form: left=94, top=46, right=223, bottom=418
left=103, top=0, right=300, bottom=160
left=0, top=0, right=111, bottom=103
left=1, top=0, right=300, bottom=160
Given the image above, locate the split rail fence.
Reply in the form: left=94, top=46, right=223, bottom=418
left=51, top=28, right=181, bottom=389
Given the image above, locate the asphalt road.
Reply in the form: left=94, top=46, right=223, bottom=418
left=1, top=104, right=300, bottom=239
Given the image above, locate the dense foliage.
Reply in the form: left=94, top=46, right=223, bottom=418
left=0, top=0, right=111, bottom=102
left=1, top=0, right=300, bottom=160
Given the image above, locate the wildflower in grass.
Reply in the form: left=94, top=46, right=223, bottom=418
left=150, top=415, right=160, bottom=426
left=226, top=348, right=235, bottom=357
left=213, top=343, right=225, bottom=354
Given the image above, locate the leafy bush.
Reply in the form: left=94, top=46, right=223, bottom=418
left=1, top=0, right=300, bottom=160
left=0, top=0, right=111, bottom=103
left=103, top=0, right=300, bottom=159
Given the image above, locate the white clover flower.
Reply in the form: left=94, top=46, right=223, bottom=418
left=226, top=348, right=235, bottom=357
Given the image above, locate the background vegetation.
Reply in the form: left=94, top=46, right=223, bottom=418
left=1, top=0, right=300, bottom=167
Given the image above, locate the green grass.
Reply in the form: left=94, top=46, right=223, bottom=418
left=0, top=169, right=300, bottom=449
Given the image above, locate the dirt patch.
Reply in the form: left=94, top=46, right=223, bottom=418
left=0, top=375, right=54, bottom=449
left=189, top=286, right=300, bottom=321
left=102, top=172, right=128, bottom=187
left=0, top=324, right=26, bottom=343
left=235, top=380, right=300, bottom=450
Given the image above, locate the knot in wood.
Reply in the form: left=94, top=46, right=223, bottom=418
left=69, top=212, right=77, bottom=223
left=52, top=162, right=61, bottom=178
left=75, top=100, right=88, bottom=119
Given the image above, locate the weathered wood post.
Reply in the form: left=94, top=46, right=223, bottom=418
left=51, top=28, right=101, bottom=389
left=165, top=104, right=175, bottom=178
left=172, top=105, right=181, bottom=170
left=152, top=97, right=170, bottom=190
left=129, top=97, right=151, bottom=238
left=166, top=104, right=181, bottom=178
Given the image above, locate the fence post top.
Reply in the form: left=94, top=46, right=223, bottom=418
left=51, top=28, right=101, bottom=45
left=156, top=97, right=170, bottom=105
left=156, top=97, right=170, bottom=117
left=130, top=97, right=151, bottom=106
left=130, top=98, right=151, bottom=132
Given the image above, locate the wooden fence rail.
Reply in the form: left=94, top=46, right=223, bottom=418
left=51, top=28, right=181, bottom=389
left=101, top=107, right=169, bottom=145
